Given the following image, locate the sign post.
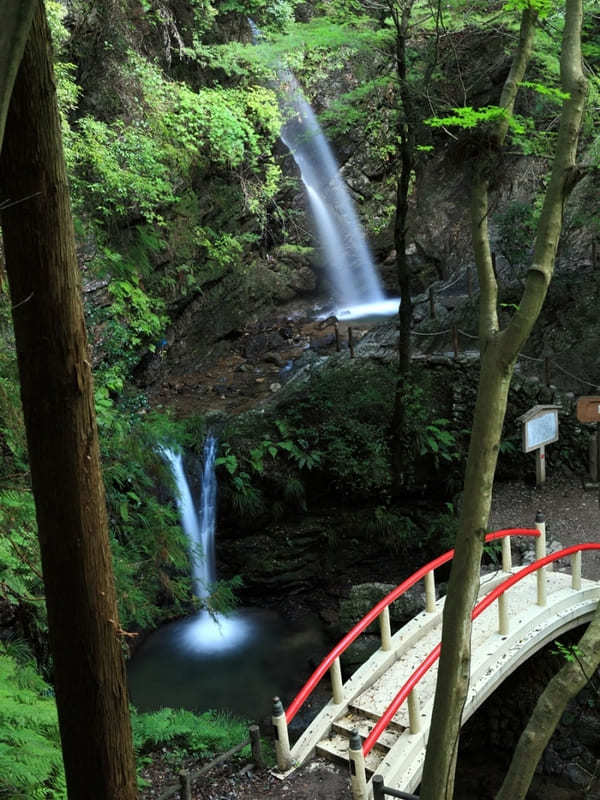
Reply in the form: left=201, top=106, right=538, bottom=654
left=517, top=405, right=561, bottom=487
left=575, top=396, right=600, bottom=485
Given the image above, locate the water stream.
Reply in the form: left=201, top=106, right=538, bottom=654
left=279, top=72, right=384, bottom=311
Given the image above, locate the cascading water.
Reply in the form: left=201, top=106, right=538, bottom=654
left=161, top=439, right=216, bottom=599
left=160, top=439, right=249, bottom=653
left=270, top=49, right=400, bottom=320
left=279, top=73, right=383, bottom=309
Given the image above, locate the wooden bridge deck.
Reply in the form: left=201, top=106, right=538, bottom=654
left=284, top=568, right=600, bottom=796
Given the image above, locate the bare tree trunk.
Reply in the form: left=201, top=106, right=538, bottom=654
left=394, top=2, right=415, bottom=375
left=390, top=0, right=416, bottom=495
left=0, top=0, right=36, bottom=150
left=420, top=3, right=587, bottom=798
left=0, top=5, right=137, bottom=799
left=496, top=606, right=600, bottom=800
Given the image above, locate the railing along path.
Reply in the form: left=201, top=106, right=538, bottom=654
left=270, top=516, right=600, bottom=800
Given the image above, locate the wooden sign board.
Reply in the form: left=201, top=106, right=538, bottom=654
left=576, top=396, right=600, bottom=423
left=516, top=405, right=560, bottom=454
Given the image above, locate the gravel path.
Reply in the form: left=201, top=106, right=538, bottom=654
left=490, top=475, right=600, bottom=580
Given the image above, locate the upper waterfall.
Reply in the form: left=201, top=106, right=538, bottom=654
left=249, top=19, right=397, bottom=319
left=279, top=71, right=385, bottom=311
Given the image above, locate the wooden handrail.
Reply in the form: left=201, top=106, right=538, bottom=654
left=285, top=528, right=539, bottom=723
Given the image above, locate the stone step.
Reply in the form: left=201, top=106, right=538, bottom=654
left=315, top=731, right=384, bottom=774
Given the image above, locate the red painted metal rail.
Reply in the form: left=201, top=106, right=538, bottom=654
left=362, top=541, right=600, bottom=756
left=285, top=527, right=540, bottom=724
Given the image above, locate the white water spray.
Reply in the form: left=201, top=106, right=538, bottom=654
left=162, top=439, right=250, bottom=652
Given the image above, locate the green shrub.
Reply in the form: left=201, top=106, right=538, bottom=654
left=365, top=507, right=420, bottom=555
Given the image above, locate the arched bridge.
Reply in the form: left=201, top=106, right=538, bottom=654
left=271, top=518, right=600, bottom=799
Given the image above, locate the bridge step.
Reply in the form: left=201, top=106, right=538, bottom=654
left=315, top=731, right=384, bottom=774
left=333, top=711, right=404, bottom=749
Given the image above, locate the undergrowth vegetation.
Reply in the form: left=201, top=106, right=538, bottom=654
left=0, top=650, right=65, bottom=800
left=132, top=706, right=250, bottom=758
left=0, top=647, right=253, bottom=799
left=210, top=362, right=465, bottom=533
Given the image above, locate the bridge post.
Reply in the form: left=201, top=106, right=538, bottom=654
left=501, top=536, right=512, bottom=572
left=372, top=774, right=385, bottom=800
left=498, top=592, right=509, bottom=635
left=424, top=571, right=436, bottom=613
left=380, top=607, right=392, bottom=651
left=571, top=550, right=582, bottom=590
left=535, top=511, right=547, bottom=606
left=408, top=689, right=421, bottom=734
left=272, top=696, right=292, bottom=771
left=330, top=656, right=344, bottom=704
left=349, top=730, right=368, bottom=800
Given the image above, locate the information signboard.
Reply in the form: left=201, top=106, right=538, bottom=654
left=523, top=410, right=559, bottom=452
left=518, top=406, right=560, bottom=454
left=516, top=405, right=561, bottom=486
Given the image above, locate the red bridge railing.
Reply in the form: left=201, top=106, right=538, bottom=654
left=285, top=527, right=540, bottom=725
left=361, top=541, right=600, bottom=757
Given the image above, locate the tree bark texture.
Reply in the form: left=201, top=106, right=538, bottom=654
left=0, top=5, right=137, bottom=799
left=496, top=607, right=600, bottom=800
left=0, top=0, right=36, bottom=151
left=420, top=3, right=587, bottom=799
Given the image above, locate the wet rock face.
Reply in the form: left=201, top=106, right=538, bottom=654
left=217, top=526, right=325, bottom=599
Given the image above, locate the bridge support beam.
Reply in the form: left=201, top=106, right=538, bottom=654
left=498, top=592, right=509, bottom=635
left=408, top=689, right=421, bottom=734
left=349, top=730, right=368, bottom=800
left=330, top=656, right=344, bottom=704
left=272, top=697, right=291, bottom=771
left=502, top=536, right=512, bottom=572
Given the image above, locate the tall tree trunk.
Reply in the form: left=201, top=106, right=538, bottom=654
left=420, top=3, right=587, bottom=798
left=0, top=5, right=137, bottom=799
left=390, top=0, right=416, bottom=494
left=0, top=0, right=36, bottom=149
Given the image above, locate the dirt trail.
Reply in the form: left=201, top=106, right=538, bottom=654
left=490, top=475, right=600, bottom=580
